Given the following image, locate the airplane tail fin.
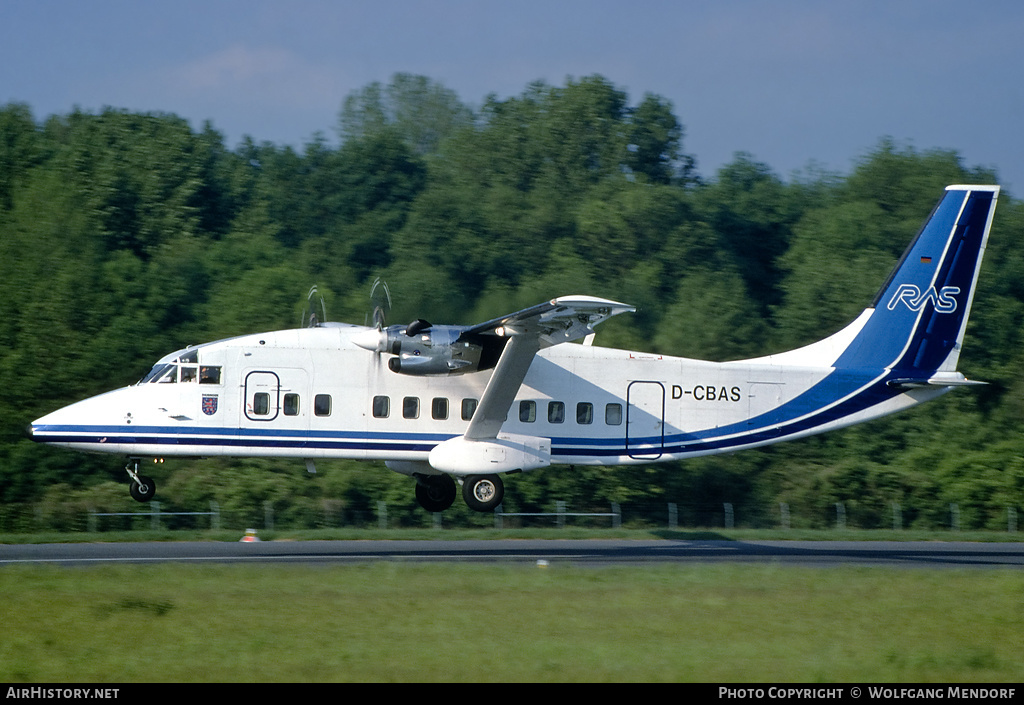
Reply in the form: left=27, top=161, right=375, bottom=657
left=831, top=185, right=999, bottom=377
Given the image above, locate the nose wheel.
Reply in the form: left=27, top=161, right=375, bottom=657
left=125, top=460, right=156, bottom=503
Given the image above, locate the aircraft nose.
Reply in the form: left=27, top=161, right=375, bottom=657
left=26, top=419, right=48, bottom=443
left=27, top=408, right=64, bottom=444
left=26, top=416, right=46, bottom=442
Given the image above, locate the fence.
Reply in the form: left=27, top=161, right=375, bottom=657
left=494, top=501, right=621, bottom=529
left=1, top=498, right=1021, bottom=533
left=86, top=501, right=221, bottom=531
left=67, top=501, right=1024, bottom=533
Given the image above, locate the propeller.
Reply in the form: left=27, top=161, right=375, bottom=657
left=354, top=280, right=469, bottom=375
left=370, top=278, right=392, bottom=331
left=355, top=278, right=394, bottom=359
left=302, top=285, right=328, bottom=328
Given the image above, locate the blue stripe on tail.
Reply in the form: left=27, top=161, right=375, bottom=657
left=834, top=186, right=998, bottom=373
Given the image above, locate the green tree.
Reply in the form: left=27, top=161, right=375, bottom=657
left=693, top=154, right=797, bottom=314
left=655, top=269, right=768, bottom=360
left=339, top=73, right=473, bottom=156
left=0, top=102, right=41, bottom=211
left=773, top=201, right=897, bottom=348
left=624, top=93, right=695, bottom=185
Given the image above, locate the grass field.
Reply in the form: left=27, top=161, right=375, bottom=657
left=1, top=561, right=1022, bottom=682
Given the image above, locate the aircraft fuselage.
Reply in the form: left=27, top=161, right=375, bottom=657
left=29, top=321, right=941, bottom=469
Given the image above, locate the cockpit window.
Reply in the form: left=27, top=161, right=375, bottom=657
left=138, top=358, right=223, bottom=385
left=199, top=366, right=221, bottom=384
left=139, top=364, right=169, bottom=384
left=139, top=363, right=176, bottom=384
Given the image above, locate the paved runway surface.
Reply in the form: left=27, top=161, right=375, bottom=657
left=2, top=539, right=1024, bottom=568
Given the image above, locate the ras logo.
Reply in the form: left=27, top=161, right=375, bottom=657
left=887, top=284, right=960, bottom=313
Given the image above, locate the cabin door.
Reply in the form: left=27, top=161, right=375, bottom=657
left=626, top=381, right=665, bottom=459
left=243, top=371, right=281, bottom=422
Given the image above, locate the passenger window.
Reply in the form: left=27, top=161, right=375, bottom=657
left=519, top=400, right=537, bottom=423
left=432, top=397, right=448, bottom=420
left=315, top=394, right=332, bottom=417
left=372, top=396, right=389, bottom=418
left=606, top=403, right=623, bottom=425
left=548, top=401, right=565, bottom=424
left=283, top=393, right=300, bottom=416
left=461, top=398, right=478, bottom=421
left=403, top=397, right=419, bottom=419
left=577, top=402, right=594, bottom=424
left=253, top=393, right=270, bottom=416
left=200, top=366, right=222, bottom=384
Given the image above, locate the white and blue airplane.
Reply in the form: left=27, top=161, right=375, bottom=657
left=30, top=185, right=1000, bottom=512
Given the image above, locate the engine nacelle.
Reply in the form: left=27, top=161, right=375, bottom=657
left=353, top=323, right=486, bottom=376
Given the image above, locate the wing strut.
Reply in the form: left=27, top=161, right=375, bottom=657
left=461, top=295, right=633, bottom=441
left=427, top=296, right=634, bottom=476
left=464, top=333, right=540, bottom=441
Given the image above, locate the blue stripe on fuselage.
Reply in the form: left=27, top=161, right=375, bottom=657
left=29, top=368, right=916, bottom=461
left=550, top=366, right=897, bottom=457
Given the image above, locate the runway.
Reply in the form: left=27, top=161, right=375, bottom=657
left=2, top=539, right=1024, bottom=568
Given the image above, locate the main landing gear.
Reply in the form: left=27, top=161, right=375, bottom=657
left=414, top=473, right=457, bottom=512
left=125, top=459, right=156, bottom=503
left=461, top=474, right=504, bottom=513
left=413, top=473, right=505, bottom=513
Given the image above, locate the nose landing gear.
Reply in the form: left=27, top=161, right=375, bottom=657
left=125, top=459, right=156, bottom=503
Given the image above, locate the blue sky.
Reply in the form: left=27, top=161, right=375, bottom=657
left=3, top=0, right=1022, bottom=194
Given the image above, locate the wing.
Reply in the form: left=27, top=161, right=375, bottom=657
left=462, top=296, right=634, bottom=441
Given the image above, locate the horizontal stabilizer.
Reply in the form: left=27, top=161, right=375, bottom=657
left=886, top=372, right=988, bottom=390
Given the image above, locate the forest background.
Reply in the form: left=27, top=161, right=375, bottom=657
left=2, top=74, right=1022, bottom=531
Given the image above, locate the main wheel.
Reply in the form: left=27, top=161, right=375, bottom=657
left=130, top=475, right=156, bottom=503
left=461, top=474, right=504, bottom=512
left=415, top=474, right=457, bottom=512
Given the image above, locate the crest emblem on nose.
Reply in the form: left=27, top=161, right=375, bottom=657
left=202, top=395, right=219, bottom=416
